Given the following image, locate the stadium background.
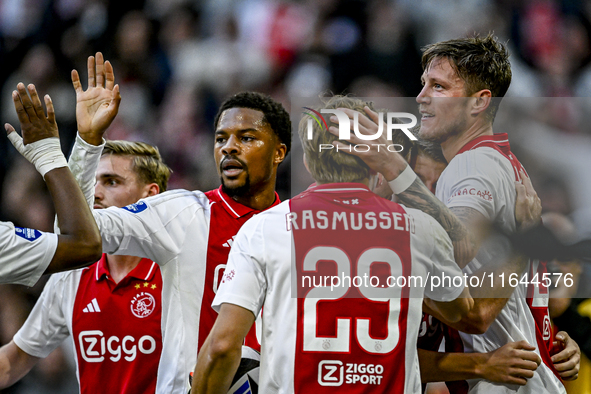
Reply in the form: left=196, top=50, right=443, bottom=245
left=0, top=0, right=590, bottom=392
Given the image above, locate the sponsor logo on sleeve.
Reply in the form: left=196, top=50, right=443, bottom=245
left=448, top=188, right=493, bottom=202
left=122, top=201, right=148, bottom=213
left=14, top=227, right=42, bottom=241
left=221, top=269, right=235, bottom=284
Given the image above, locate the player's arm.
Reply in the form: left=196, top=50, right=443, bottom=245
left=0, top=341, right=40, bottom=389
left=6, top=83, right=101, bottom=273
left=424, top=288, right=474, bottom=324
left=192, top=303, right=255, bottom=394
left=418, top=340, right=541, bottom=385
left=328, top=107, right=478, bottom=268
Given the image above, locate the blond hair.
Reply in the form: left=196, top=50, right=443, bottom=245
left=299, top=95, right=411, bottom=183
left=102, top=140, right=172, bottom=192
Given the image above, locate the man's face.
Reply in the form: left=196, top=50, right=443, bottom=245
left=416, top=57, right=471, bottom=143
left=413, top=152, right=446, bottom=194
left=94, top=155, right=149, bottom=209
left=214, top=108, right=282, bottom=198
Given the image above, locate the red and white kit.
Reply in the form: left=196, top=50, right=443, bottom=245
left=214, top=183, right=464, bottom=393
left=14, top=256, right=162, bottom=394
left=435, top=133, right=565, bottom=393
left=0, top=222, right=57, bottom=286
left=67, top=136, right=274, bottom=393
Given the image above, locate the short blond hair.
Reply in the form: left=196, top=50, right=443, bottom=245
left=102, top=140, right=172, bottom=192
left=299, top=96, right=411, bottom=183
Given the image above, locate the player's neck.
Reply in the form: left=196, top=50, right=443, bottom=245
left=230, top=180, right=278, bottom=211
left=105, top=254, right=143, bottom=284
left=440, top=121, right=493, bottom=162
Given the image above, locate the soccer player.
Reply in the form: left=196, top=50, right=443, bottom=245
left=192, top=96, right=476, bottom=393
left=0, top=140, right=171, bottom=393
left=64, top=53, right=291, bottom=393
left=330, top=34, right=579, bottom=392
left=1, top=83, right=101, bottom=286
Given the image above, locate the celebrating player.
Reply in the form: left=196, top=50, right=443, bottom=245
left=0, top=140, right=171, bottom=393
left=0, top=83, right=101, bottom=286
left=63, top=52, right=290, bottom=393
left=192, top=96, right=476, bottom=393
left=330, top=34, right=579, bottom=393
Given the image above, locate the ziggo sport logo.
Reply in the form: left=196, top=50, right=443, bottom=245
left=303, top=107, right=417, bottom=152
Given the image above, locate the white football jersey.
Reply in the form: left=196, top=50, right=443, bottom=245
left=67, top=135, right=275, bottom=393
left=214, top=184, right=464, bottom=393
left=0, top=221, right=56, bottom=286
left=436, top=134, right=565, bottom=394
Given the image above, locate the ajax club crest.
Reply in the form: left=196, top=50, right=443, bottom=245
left=131, top=292, right=156, bottom=318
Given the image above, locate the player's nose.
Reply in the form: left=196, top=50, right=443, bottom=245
left=416, top=87, right=429, bottom=104
left=221, top=135, right=240, bottom=155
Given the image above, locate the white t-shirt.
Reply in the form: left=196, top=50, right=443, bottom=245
left=0, top=221, right=56, bottom=286
left=436, top=134, right=565, bottom=394
left=214, top=183, right=464, bottom=394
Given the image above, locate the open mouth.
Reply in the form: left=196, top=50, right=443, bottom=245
left=221, top=158, right=245, bottom=177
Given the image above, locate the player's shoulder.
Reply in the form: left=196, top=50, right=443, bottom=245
left=238, top=200, right=289, bottom=236
left=43, top=265, right=88, bottom=292
left=402, top=206, right=446, bottom=236
left=123, top=188, right=212, bottom=213
left=454, top=147, right=514, bottom=175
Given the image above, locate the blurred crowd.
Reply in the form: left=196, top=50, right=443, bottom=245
left=0, top=0, right=591, bottom=393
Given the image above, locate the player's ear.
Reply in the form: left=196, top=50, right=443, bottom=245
left=471, top=89, right=492, bottom=116
left=143, top=183, right=160, bottom=197
left=274, top=142, right=287, bottom=165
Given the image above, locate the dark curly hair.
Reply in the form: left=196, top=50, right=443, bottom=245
left=214, top=91, right=292, bottom=155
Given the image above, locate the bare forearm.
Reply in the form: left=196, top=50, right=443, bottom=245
left=192, top=336, right=241, bottom=394
left=419, top=349, right=487, bottom=383
left=45, top=167, right=101, bottom=272
left=396, top=178, right=477, bottom=268
left=0, top=342, right=38, bottom=388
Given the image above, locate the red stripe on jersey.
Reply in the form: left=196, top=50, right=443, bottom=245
left=72, top=255, right=163, bottom=394
left=526, top=261, right=562, bottom=381
left=291, top=183, right=412, bottom=393
left=198, top=187, right=280, bottom=353
left=457, top=133, right=526, bottom=181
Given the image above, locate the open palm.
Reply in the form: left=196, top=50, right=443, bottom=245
left=72, top=52, right=121, bottom=145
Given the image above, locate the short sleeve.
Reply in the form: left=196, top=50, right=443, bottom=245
left=212, top=216, right=267, bottom=317
left=0, top=222, right=57, bottom=287
left=437, top=151, right=501, bottom=221
left=13, top=273, right=72, bottom=358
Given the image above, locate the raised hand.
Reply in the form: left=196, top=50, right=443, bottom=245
left=6, top=83, right=58, bottom=143
left=72, top=52, right=121, bottom=145
left=5, top=83, right=68, bottom=178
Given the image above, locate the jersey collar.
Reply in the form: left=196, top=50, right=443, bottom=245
left=215, top=186, right=281, bottom=218
left=303, top=182, right=371, bottom=193
left=456, top=133, right=511, bottom=156
left=95, top=254, right=158, bottom=282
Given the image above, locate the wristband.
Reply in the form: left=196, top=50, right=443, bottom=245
left=387, top=164, right=417, bottom=194
left=7, top=134, right=67, bottom=178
